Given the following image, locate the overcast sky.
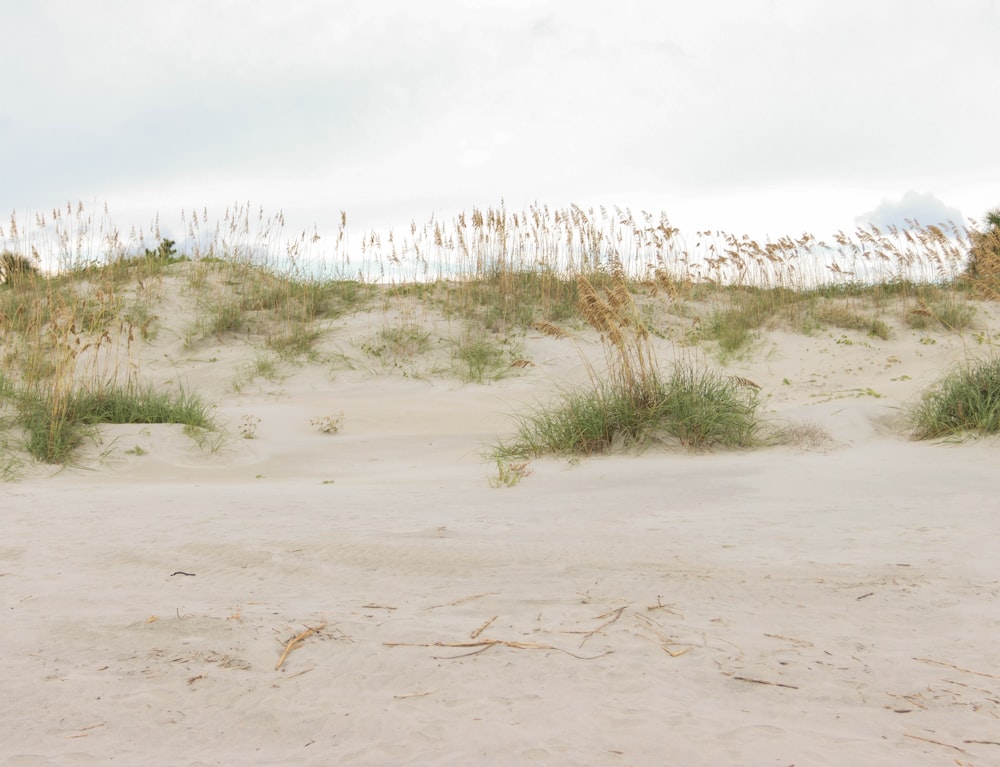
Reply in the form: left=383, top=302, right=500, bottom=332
left=2, top=0, right=997, bottom=245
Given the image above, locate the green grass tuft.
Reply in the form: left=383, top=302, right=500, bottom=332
left=497, top=361, right=761, bottom=457
left=908, top=357, right=1000, bottom=439
left=15, top=383, right=216, bottom=463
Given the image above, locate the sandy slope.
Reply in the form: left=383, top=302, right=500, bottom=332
left=2, top=286, right=1000, bottom=766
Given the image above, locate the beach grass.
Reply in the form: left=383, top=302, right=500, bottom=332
left=1, top=200, right=997, bottom=467
left=496, top=362, right=762, bottom=457
left=497, top=267, right=762, bottom=457
left=11, top=382, right=215, bottom=463
left=908, top=356, right=1000, bottom=439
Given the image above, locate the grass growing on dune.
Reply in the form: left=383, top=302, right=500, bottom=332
left=2, top=199, right=999, bottom=473
left=497, top=363, right=761, bottom=457
left=11, top=382, right=215, bottom=463
left=908, top=357, right=1000, bottom=440
left=497, top=266, right=763, bottom=458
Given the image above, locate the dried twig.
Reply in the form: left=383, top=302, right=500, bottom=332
left=566, top=605, right=627, bottom=647
left=904, top=733, right=967, bottom=753
left=914, top=657, right=1000, bottom=680
left=634, top=613, right=692, bottom=657
left=470, top=616, right=497, bottom=639
left=275, top=623, right=326, bottom=671
left=385, top=639, right=612, bottom=661
left=731, top=675, right=799, bottom=690
left=424, top=593, right=497, bottom=610
left=645, top=596, right=682, bottom=616
left=763, top=633, right=814, bottom=648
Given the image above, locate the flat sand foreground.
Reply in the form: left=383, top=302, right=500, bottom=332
left=3, top=297, right=1000, bottom=766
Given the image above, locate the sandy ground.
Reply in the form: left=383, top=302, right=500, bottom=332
left=3, top=289, right=1000, bottom=766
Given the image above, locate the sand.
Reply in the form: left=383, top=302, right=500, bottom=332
left=3, top=283, right=1000, bottom=766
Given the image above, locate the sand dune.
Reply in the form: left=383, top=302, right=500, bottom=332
left=3, top=284, right=1000, bottom=766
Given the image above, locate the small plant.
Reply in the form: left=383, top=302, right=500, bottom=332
left=452, top=331, right=514, bottom=383
left=909, top=356, right=1000, bottom=439
left=361, top=323, right=432, bottom=367
left=867, top=319, right=892, bottom=340
left=266, top=324, right=325, bottom=358
left=311, top=413, right=344, bottom=434
left=232, top=354, right=282, bottom=392
left=489, top=458, right=532, bottom=487
left=124, top=445, right=147, bottom=456
left=239, top=414, right=260, bottom=439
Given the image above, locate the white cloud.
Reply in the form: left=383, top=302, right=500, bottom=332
left=856, top=191, right=966, bottom=230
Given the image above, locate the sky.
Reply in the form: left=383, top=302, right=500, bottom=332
left=2, top=0, right=998, bottom=251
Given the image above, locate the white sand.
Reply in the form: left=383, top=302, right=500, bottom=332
left=3, top=289, right=1000, bottom=766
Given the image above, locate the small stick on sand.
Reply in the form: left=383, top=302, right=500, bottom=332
left=275, top=623, right=327, bottom=671
left=645, top=596, right=681, bottom=615
left=904, top=733, right=968, bottom=753
left=913, top=657, right=1000, bottom=680
left=578, top=606, right=627, bottom=646
left=763, top=633, right=814, bottom=648
left=470, top=616, right=497, bottom=639
left=385, top=639, right=612, bottom=661
left=425, top=593, right=497, bottom=610
left=731, top=675, right=799, bottom=690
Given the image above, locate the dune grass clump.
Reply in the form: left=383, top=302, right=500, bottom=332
left=497, top=265, right=762, bottom=458
left=498, top=362, right=761, bottom=457
left=909, top=357, right=1000, bottom=440
left=13, top=383, right=215, bottom=464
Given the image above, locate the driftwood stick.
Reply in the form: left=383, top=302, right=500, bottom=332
left=275, top=623, right=326, bottom=671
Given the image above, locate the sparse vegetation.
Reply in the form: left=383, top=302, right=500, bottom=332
left=451, top=331, right=518, bottom=383
left=490, top=458, right=532, bottom=487
left=1, top=200, right=997, bottom=474
left=311, top=413, right=345, bottom=434
left=239, top=414, right=260, bottom=439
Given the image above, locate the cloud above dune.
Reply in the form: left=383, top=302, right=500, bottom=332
left=857, top=191, right=967, bottom=230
